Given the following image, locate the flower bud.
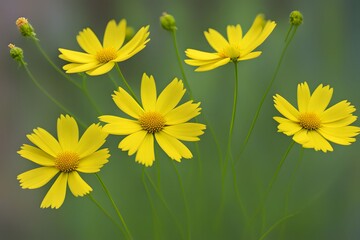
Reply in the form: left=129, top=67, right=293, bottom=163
left=160, top=12, right=177, bottom=31
left=8, top=43, right=25, bottom=65
left=289, top=11, right=303, bottom=26
left=16, top=17, right=36, bottom=38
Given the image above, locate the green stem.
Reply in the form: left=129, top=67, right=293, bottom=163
left=107, top=73, right=119, bottom=88
left=235, top=26, right=299, bottom=166
left=170, top=30, right=193, bottom=99
left=141, top=169, right=162, bottom=240
left=22, top=62, right=87, bottom=128
left=80, top=74, right=102, bottom=115
left=144, top=169, right=185, bottom=239
left=31, top=38, right=82, bottom=89
left=115, top=64, right=137, bottom=101
left=258, top=213, right=296, bottom=240
left=95, top=173, right=133, bottom=240
left=247, top=141, right=295, bottom=235
left=88, top=193, right=123, bottom=233
left=171, top=162, right=191, bottom=240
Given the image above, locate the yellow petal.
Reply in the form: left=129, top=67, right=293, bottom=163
left=86, top=62, right=115, bottom=76
left=194, top=58, right=231, bottom=71
left=273, top=94, right=299, bottom=122
left=318, top=126, right=360, bottom=145
left=242, top=20, right=276, bottom=55
left=135, top=133, right=155, bottom=167
left=76, top=123, right=108, bottom=159
left=165, top=101, right=201, bottom=125
left=141, top=73, right=157, bottom=111
left=227, top=25, right=242, bottom=45
left=241, top=14, right=265, bottom=49
left=185, top=49, right=222, bottom=61
left=63, top=62, right=100, bottom=73
left=76, top=28, right=102, bottom=54
left=67, top=171, right=92, bottom=197
left=292, top=129, right=309, bottom=145
left=273, top=117, right=302, bottom=136
left=18, top=144, right=55, bottom=166
left=103, top=19, right=126, bottom=50
left=238, top=51, right=262, bottom=61
left=119, top=130, right=148, bottom=155
left=41, top=172, right=68, bottom=209
left=17, top=167, right=59, bottom=189
left=204, top=28, right=229, bottom=53
left=59, top=48, right=95, bottom=63
left=57, top=115, right=78, bottom=151
left=322, top=115, right=357, bottom=128
left=100, top=115, right=142, bottom=135
left=297, top=82, right=311, bottom=112
left=308, top=84, right=333, bottom=113
left=303, top=131, right=333, bottom=152
left=77, top=149, right=110, bottom=173
left=27, top=128, right=62, bottom=157
left=321, top=100, right=356, bottom=123
left=112, top=87, right=144, bottom=119
left=155, top=132, right=193, bottom=161
left=163, top=123, right=206, bottom=141
left=156, top=78, right=185, bottom=115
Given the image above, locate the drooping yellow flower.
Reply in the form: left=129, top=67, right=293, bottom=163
left=185, top=14, right=276, bottom=71
left=17, top=115, right=109, bottom=209
left=59, top=19, right=150, bottom=76
left=273, top=82, right=360, bottom=152
left=99, top=73, right=206, bottom=167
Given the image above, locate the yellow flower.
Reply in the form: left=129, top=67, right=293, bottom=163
left=273, top=82, right=360, bottom=152
left=17, top=115, right=109, bottom=209
left=59, top=19, right=150, bottom=76
left=99, top=73, right=206, bottom=166
left=185, top=14, right=276, bottom=71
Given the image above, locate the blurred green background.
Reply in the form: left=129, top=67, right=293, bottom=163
left=1, top=0, right=360, bottom=239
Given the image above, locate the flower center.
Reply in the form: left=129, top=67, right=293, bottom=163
left=221, top=45, right=241, bottom=61
left=298, top=112, right=321, bottom=130
left=139, top=112, right=166, bottom=134
left=55, top=151, right=80, bottom=172
left=96, top=47, right=117, bottom=63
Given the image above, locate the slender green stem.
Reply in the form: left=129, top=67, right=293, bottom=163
left=247, top=141, right=295, bottom=235
left=31, top=38, right=82, bottom=89
left=80, top=74, right=102, bottom=115
left=258, top=213, right=296, bottom=240
left=115, top=64, right=137, bottom=100
left=170, top=30, right=193, bottom=99
left=141, top=169, right=162, bottom=240
left=171, top=162, right=191, bottom=240
left=108, top=73, right=119, bottom=88
left=235, top=26, right=299, bottom=166
left=22, top=62, right=87, bottom=128
left=144, top=170, right=185, bottom=239
left=95, top=173, right=133, bottom=240
left=88, top=193, right=123, bottom=233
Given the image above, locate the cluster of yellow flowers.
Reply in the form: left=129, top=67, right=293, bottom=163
left=12, top=12, right=360, bottom=216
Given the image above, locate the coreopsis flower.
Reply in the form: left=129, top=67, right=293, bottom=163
left=185, top=14, right=276, bottom=71
left=99, top=73, right=206, bottom=167
left=273, top=82, right=360, bottom=152
left=17, top=115, right=109, bottom=209
left=59, top=19, right=150, bottom=76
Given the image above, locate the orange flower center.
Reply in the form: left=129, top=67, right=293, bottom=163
left=139, top=112, right=166, bottom=134
left=298, top=112, right=321, bottom=130
left=96, top=47, right=117, bottom=63
left=16, top=17, right=28, bottom=27
left=55, top=151, right=80, bottom=172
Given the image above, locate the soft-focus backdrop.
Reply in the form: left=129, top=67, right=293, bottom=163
left=1, top=0, right=360, bottom=239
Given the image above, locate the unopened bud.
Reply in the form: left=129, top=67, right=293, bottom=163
left=160, top=12, right=177, bottom=31
left=289, top=11, right=303, bottom=26
left=16, top=17, right=36, bottom=38
left=125, top=26, right=135, bottom=41
left=8, top=43, right=25, bottom=65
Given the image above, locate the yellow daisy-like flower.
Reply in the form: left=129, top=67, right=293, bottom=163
left=273, top=82, right=360, bottom=152
left=17, top=115, right=109, bottom=209
left=185, top=14, right=276, bottom=71
left=99, top=73, right=206, bottom=167
left=59, top=19, right=150, bottom=76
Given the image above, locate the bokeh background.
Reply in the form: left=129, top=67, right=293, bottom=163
left=1, top=0, right=360, bottom=239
